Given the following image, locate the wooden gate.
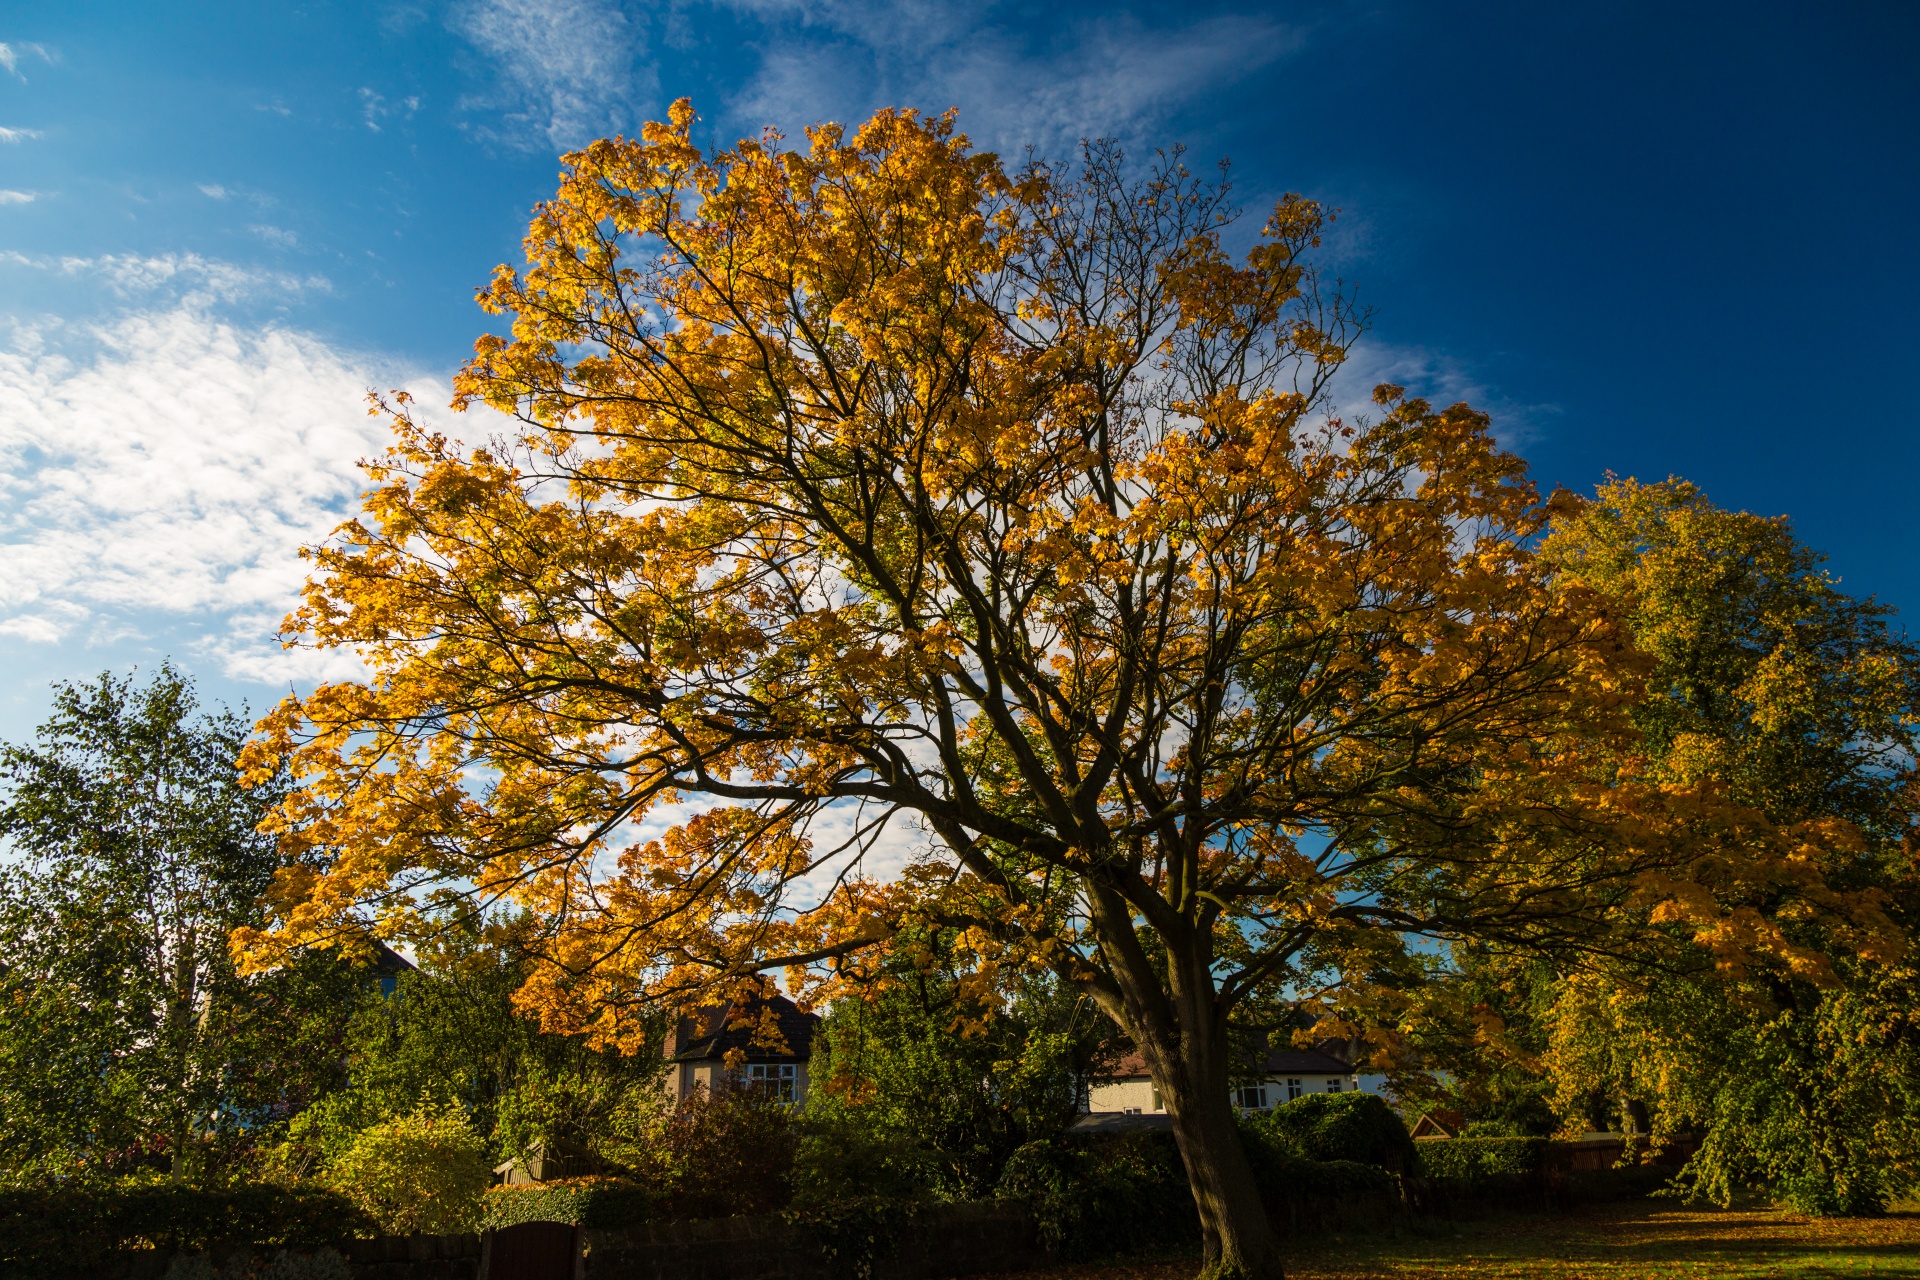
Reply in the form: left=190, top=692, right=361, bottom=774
left=485, top=1220, right=579, bottom=1280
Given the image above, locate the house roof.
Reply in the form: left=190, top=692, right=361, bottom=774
left=371, top=940, right=415, bottom=976
left=1106, top=1044, right=1357, bottom=1080
left=666, top=992, right=820, bottom=1063
left=1410, top=1109, right=1465, bottom=1139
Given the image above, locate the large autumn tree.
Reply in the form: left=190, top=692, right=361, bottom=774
left=241, top=105, right=1884, bottom=1279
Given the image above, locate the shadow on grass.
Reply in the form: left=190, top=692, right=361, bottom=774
left=979, top=1202, right=1920, bottom=1280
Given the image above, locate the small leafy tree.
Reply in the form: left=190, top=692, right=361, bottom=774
left=327, top=1101, right=492, bottom=1234
left=278, top=908, right=665, bottom=1178
left=808, top=929, right=1118, bottom=1199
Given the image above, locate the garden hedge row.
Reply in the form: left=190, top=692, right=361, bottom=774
left=1414, top=1136, right=1549, bottom=1182
left=996, top=1127, right=1402, bottom=1260
left=0, top=1184, right=365, bottom=1277
left=482, top=1176, right=653, bottom=1230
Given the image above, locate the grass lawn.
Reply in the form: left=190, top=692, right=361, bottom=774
left=1002, top=1202, right=1920, bottom=1279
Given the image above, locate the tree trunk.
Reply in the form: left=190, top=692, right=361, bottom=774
left=1159, top=1065, right=1285, bottom=1280
left=1117, top=970, right=1284, bottom=1280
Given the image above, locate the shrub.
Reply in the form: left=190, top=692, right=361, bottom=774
left=161, top=1248, right=351, bottom=1280
left=639, top=1086, right=799, bottom=1219
left=790, top=1111, right=940, bottom=1208
left=996, top=1133, right=1196, bottom=1259
left=782, top=1196, right=920, bottom=1280
left=481, top=1176, right=651, bottom=1230
left=1238, top=1124, right=1399, bottom=1203
left=326, top=1101, right=491, bottom=1234
left=1250, top=1092, right=1417, bottom=1173
left=1414, top=1135, right=1547, bottom=1183
left=0, top=1184, right=363, bottom=1278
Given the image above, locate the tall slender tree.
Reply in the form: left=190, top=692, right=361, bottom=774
left=0, top=665, right=293, bottom=1182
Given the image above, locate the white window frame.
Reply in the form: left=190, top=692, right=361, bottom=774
left=744, top=1061, right=798, bottom=1103
left=1233, top=1083, right=1269, bottom=1110
left=1286, top=1078, right=1302, bottom=1101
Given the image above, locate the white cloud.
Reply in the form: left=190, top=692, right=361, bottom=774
left=454, top=0, right=654, bottom=149
left=715, top=3, right=1303, bottom=151
left=1326, top=338, right=1561, bottom=448
left=249, top=224, right=299, bottom=249
left=0, top=126, right=40, bottom=143
left=0, top=305, right=455, bottom=682
left=1, top=250, right=329, bottom=308
left=198, top=183, right=228, bottom=199
left=0, top=190, right=35, bottom=205
left=0, top=42, right=51, bottom=81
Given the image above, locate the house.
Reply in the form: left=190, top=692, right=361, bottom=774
left=1087, top=1045, right=1361, bottom=1116
left=370, top=939, right=414, bottom=998
left=662, top=992, right=820, bottom=1105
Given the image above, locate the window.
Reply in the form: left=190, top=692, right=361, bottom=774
left=744, top=1062, right=797, bottom=1103
left=1151, top=1085, right=1163, bottom=1111
left=1326, top=1077, right=1342, bottom=1093
left=1233, top=1084, right=1268, bottom=1110
left=1286, top=1078, right=1302, bottom=1101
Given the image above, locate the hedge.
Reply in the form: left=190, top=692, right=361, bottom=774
left=997, top=1128, right=1403, bottom=1261
left=0, top=1184, right=365, bottom=1278
left=997, top=1132, right=1196, bottom=1259
left=1247, top=1092, right=1418, bottom=1174
left=1413, top=1136, right=1548, bottom=1183
left=481, top=1176, right=653, bottom=1230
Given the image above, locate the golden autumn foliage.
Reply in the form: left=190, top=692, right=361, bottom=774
left=234, top=104, right=1902, bottom=1277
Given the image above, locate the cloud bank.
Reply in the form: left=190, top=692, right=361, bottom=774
left=0, top=276, right=447, bottom=682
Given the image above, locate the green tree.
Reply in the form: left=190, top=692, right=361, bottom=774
left=805, top=928, right=1119, bottom=1200
left=0, top=665, right=339, bottom=1184
left=326, top=1101, right=492, bottom=1234
left=1536, top=478, right=1920, bottom=1212
left=283, top=909, right=667, bottom=1179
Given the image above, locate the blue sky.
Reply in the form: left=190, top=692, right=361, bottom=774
left=0, top=0, right=1915, bottom=740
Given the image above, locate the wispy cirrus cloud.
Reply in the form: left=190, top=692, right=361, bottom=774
left=0, top=42, right=52, bottom=82
left=0, top=190, right=36, bottom=205
left=0, top=126, right=41, bottom=143
left=452, top=0, right=655, bottom=149
left=1, top=251, right=329, bottom=307
left=1326, top=338, right=1562, bottom=448
left=719, top=2, right=1304, bottom=151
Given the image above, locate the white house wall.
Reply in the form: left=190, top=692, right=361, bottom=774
left=1088, top=1072, right=1359, bottom=1113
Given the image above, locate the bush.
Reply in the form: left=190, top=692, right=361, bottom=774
left=997, top=1133, right=1196, bottom=1259
left=1249, top=1092, right=1417, bottom=1173
left=640, top=1086, right=799, bottom=1219
left=326, top=1101, right=492, bottom=1234
left=782, top=1196, right=921, bottom=1280
left=790, top=1111, right=940, bottom=1208
left=999, top=1127, right=1405, bottom=1260
left=0, top=1184, right=364, bottom=1278
left=1238, top=1123, right=1399, bottom=1202
left=1414, top=1136, right=1547, bottom=1183
left=161, top=1248, right=352, bottom=1280
left=481, top=1176, right=651, bottom=1230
